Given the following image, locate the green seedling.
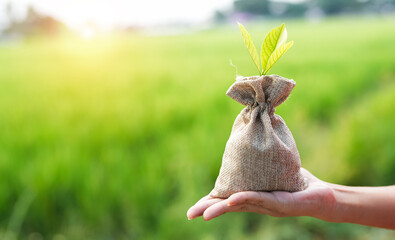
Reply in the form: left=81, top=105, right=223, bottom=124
left=238, top=23, right=294, bottom=76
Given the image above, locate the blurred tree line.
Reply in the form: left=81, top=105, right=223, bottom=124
left=215, top=0, right=395, bottom=22
left=2, top=3, right=66, bottom=38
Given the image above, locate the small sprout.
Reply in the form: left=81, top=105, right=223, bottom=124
left=238, top=22, right=294, bottom=75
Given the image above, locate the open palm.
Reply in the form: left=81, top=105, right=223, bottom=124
left=187, top=168, right=336, bottom=221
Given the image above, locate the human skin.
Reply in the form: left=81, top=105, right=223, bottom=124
left=187, top=168, right=395, bottom=229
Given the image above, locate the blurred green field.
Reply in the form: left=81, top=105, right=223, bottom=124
left=0, top=16, right=394, bottom=239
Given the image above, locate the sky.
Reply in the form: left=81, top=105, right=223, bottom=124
left=0, top=0, right=235, bottom=31
left=0, top=0, right=306, bottom=31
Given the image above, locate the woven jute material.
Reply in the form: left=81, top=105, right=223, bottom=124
left=210, top=75, right=306, bottom=198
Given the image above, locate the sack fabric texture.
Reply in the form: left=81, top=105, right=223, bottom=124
left=210, top=75, right=306, bottom=198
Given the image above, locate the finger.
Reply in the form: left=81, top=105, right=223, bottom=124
left=227, top=191, right=277, bottom=207
left=187, top=195, right=216, bottom=219
left=227, top=191, right=262, bottom=206
left=187, top=198, right=223, bottom=220
left=203, top=200, right=273, bottom=221
left=202, top=199, right=234, bottom=221
left=300, top=168, right=318, bottom=183
left=229, top=191, right=294, bottom=217
left=195, top=195, right=213, bottom=204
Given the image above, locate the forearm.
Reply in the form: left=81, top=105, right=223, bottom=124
left=328, top=184, right=395, bottom=229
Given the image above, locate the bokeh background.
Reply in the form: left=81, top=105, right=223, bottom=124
left=0, top=0, right=394, bottom=239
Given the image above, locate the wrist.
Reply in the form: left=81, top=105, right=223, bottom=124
left=324, top=183, right=356, bottom=223
left=309, top=182, right=342, bottom=222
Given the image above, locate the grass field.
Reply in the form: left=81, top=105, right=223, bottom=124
left=0, top=16, right=394, bottom=239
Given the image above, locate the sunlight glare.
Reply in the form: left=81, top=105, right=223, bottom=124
left=81, top=27, right=95, bottom=41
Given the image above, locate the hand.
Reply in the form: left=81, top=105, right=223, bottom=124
left=187, top=168, right=336, bottom=221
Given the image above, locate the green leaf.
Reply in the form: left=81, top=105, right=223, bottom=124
left=261, top=23, right=287, bottom=74
left=263, top=41, right=294, bottom=75
left=238, top=22, right=261, bottom=75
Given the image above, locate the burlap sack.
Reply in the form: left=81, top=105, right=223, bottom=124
left=210, top=75, right=306, bottom=198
